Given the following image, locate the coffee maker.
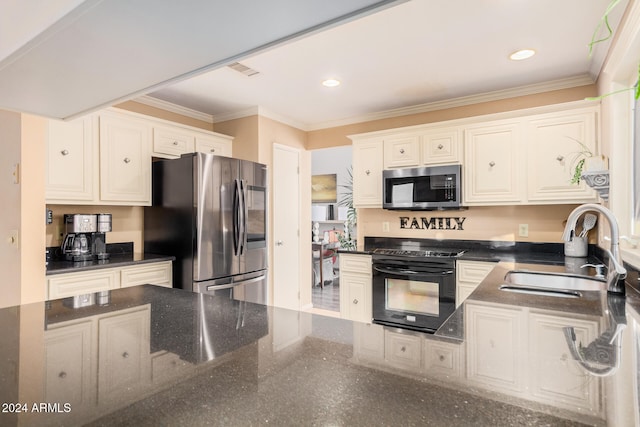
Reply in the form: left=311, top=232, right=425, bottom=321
left=93, top=213, right=112, bottom=260
left=61, top=214, right=112, bottom=262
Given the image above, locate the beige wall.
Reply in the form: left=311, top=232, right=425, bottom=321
left=114, top=100, right=213, bottom=131
left=307, top=85, right=598, bottom=149
left=357, top=205, right=588, bottom=249
left=213, top=115, right=260, bottom=162
left=215, top=115, right=312, bottom=307
left=46, top=205, right=144, bottom=253
left=0, top=111, right=46, bottom=308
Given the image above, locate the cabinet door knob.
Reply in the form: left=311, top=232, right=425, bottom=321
left=489, top=161, right=496, bottom=167
left=60, top=149, right=69, bottom=156
left=400, top=346, right=406, bottom=352
left=58, top=371, right=67, bottom=379
left=437, top=144, right=444, bottom=150
left=352, top=298, right=358, bottom=305
left=123, top=158, right=131, bottom=164
left=122, top=351, right=129, bottom=358
left=556, top=155, right=564, bottom=162
left=172, top=141, right=179, bottom=146
left=365, top=170, right=370, bottom=175
left=210, top=148, right=216, bottom=152
left=276, top=240, right=283, bottom=246
left=399, top=148, right=405, bottom=154
left=439, top=355, right=445, bottom=362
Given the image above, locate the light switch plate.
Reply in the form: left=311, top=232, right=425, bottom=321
left=382, top=222, right=390, bottom=232
left=12, top=163, right=19, bottom=184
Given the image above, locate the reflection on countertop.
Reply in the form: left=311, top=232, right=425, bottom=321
left=2, top=267, right=640, bottom=425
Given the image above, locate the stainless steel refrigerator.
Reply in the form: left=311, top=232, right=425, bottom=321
left=144, top=153, right=268, bottom=304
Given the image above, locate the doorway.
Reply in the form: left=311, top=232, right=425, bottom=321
left=311, top=145, right=354, bottom=313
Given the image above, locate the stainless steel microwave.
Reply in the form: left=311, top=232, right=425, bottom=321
left=382, top=165, right=463, bottom=210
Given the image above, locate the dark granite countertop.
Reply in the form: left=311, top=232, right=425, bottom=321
left=2, top=265, right=639, bottom=426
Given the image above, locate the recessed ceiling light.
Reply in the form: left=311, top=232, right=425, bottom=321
left=509, top=49, right=536, bottom=61
left=322, top=78, right=341, bottom=87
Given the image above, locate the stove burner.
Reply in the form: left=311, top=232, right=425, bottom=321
left=373, top=248, right=465, bottom=258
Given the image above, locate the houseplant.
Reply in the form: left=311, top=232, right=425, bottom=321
left=337, top=166, right=357, bottom=250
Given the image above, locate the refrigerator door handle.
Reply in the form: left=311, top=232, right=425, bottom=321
left=233, top=179, right=242, bottom=256
left=240, top=179, right=248, bottom=255
left=233, top=273, right=266, bottom=287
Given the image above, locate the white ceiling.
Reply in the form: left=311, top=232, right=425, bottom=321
left=0, top=0, right=627, bottom=128
left=148, top=0, right=627, bottom=130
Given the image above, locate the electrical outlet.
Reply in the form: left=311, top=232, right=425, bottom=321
left=518, top=224, right=529, bottom=237
left=382, top=222, right=390, bottom=232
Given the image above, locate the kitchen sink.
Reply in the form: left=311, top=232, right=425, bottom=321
left=499, top=270, right=606, bottom=298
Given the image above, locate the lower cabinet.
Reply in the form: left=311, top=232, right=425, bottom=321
left=339, top=254, right=372, bottom=323
left=47, top=260, right=173, bottom=300
left=43, top=305, right=151, bottom=417
left=44, top=321, right=95, bottom=411
left=98, top=307, right=151, bottom=403
left=465, top=300, right=603, bottom=419
left=455, top=260, right=496, bottom=307
left=352, top=322, right=463, bottom=380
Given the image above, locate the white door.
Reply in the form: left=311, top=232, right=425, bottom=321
left=273, top=144, right=301, bottom=309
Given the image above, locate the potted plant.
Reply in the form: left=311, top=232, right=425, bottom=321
left=567, top=137, right=610, bottom=200
left=337, top=166, right=357, bottom=250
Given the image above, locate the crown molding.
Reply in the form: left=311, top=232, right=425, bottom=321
left=138, top=75, right=594, bottom=132
left=306, top=75, right=595, bottom=131
left=135, top=95, right=214, bottom=123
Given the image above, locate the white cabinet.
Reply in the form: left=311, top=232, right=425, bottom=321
left=151, top=125, right=233, bottom=159
left=45, top=116, right=98, bottom=203
left=421, top=128, right=462, bottom=165
left=455, top=260, right=496, bottom=307
left=45, top=108, right=233, bottom=206
left=352, top=140, right=383, bottom=208
left=195, top=133, right=233, bottom=157
left=465, top=301, right=526, bottom=395
left=383, top=135, right=420, bottom=168
left=339, top=253, right=372, bottom=322
left=352, top=322, right=385, bottom=363
left=384, top=329, right=422, bottom=370
left=526, top=110, right=598, bottom=203
left=44, top=321, right=95, bottom=409
left=120, top=261, right=172, bottom=288
left=99, top=111, right=152, bottom=205
left=152, top=125, right=195, bottom=158
left=47, top=269, right=120, bottom=300
left=528, top=311, right=602, bottom=417
left=423, top=338, right=463, bottom=379
left=464, top=121, right=524, bottom=205
left=98, top=306, right=151, bottom=403
left=47, top=261, right=173, bottom=300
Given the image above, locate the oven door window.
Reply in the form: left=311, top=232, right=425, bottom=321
left=386, top=277, right=439, bottom=316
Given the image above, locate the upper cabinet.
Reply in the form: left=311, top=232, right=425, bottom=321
left=350, top=101, right=599, bottom=207
left=464, top=120, right=524, bottom=205
left=353, top=138, right=384, bottom=208
left=45, top=108, right=234, bottom=206
left=525, top=109, right=597, bottom=203
left=99, top=111, right=152, bottom=204
left=421, top=128, right=462, bottom=165
left=45, top=116, right=98, bottom=203
left=383, top=135, right=420, bottom=168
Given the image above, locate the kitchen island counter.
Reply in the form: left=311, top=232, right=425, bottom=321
left=1, top=278, right=638, bottom=426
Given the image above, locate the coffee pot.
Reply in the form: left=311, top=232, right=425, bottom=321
left=61, top=214, right=97, bottom=262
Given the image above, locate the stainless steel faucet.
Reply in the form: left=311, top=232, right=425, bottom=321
left=562, top=204, right=627, bottom=294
